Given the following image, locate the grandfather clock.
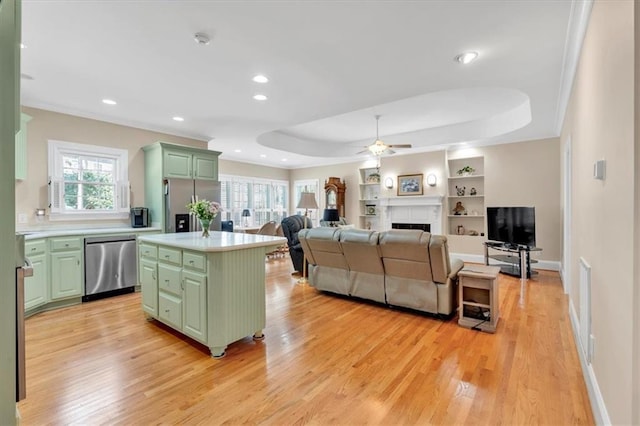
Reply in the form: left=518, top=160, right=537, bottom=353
left=324, top=177, right=346, bottom=217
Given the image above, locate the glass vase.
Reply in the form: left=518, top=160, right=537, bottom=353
left=199, top=218, right=211, bottom=238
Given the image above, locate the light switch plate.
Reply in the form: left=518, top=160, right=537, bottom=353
left=593, top=159, right=606, bottom=180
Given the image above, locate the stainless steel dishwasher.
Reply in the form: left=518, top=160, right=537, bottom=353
left=83, top=235, right=137, bottom=302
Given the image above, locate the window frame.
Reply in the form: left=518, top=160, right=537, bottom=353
left=219, top=174, right=289, bottom=228
left=48, top=140, right=130, bottom=221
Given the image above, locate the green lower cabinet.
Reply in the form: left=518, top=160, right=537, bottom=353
left=159, top=291, right=182, bottom=329
left=140, top=258, right=158, bottom=316
left=182, top=270, right=207, bottom=341
left=24, top=252, right=48, bottom=310
left=50, top=251, right=82, bottom=300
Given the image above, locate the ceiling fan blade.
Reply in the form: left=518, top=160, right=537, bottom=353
left=356, top=148, right=369, bottom=155
left=387, top=144, right=412, bottom=149
left=386, top=149, right=396, bottom=155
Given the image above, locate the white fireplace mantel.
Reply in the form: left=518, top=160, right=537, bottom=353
left=379, top=195, right=444, bottom=234
left=379, top=195, right=443, bottom=207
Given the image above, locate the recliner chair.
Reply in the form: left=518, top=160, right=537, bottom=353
left=281, top=215, right=313, bottom=274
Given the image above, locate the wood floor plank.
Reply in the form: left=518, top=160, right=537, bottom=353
left=18, top=257, right=594, bottom=425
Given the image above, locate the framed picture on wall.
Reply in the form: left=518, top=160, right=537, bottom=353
left=398, top=174, right=423, bottom=196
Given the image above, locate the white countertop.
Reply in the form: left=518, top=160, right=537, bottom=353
left=138, top=231, right=287, bottom=252
left=19, top=226, right=162, bottom=240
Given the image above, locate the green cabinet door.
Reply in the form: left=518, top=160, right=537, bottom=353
left=182, top=269, right=207, bottom=342
left=24, top=252, right=48, bottom=310
left=140, top=258, right=158, bottom=316
left=193, top=154, right=217, bottom=180
left=163, top=150, right=192, bottom=178
left=50, top=251, right=82, bottom=300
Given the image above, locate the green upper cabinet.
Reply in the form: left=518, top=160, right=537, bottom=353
left=163, top=150, right=192, bottom=179
left=15, top=113, right=31, bottom=180
left=193, top=153, right=217, bottom=180
left=143, top=142, right=221, bottom=231
left=162, top=147, right=219, bottom=181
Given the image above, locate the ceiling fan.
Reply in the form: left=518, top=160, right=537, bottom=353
left=358, top=115, right=412, bottom=156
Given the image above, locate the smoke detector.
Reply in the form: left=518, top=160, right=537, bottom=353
left=194, top=32, right=211, bottom=45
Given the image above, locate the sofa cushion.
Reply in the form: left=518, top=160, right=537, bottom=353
left=339, top=229, right=385, bottom=303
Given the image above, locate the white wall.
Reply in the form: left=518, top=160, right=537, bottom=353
left=560, top=1, right=635, bottom=423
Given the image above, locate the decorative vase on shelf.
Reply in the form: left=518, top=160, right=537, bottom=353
left=199, top=218, right=211, bottom=238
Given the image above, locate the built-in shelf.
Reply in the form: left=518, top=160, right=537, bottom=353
left=447, top=156, right=485, bottom=236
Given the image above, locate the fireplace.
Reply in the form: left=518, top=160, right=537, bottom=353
left=392, top=223, right=431, bottom=232
left=379, top=195, right=443, bottom=234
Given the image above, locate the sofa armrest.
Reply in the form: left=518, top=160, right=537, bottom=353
left=449, top=258, right=464, bottom=280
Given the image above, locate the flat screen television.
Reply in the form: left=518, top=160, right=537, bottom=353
left=486, top=207, right=536, bottom=248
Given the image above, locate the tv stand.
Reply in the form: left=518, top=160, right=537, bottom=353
left=483, top=242, right=541, bottom=279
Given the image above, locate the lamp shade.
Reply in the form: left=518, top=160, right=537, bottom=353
left=322, top=208, right=340, bottom=222
left=242, top=209, right=251, bottom=217
left=296, top=192, right=318, bottom=210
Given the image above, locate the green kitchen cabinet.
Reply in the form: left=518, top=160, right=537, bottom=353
left=143, top=142, right=221, bottom=232
left=182, top=269, right=207, bottom=341
left=163, top=149, right=192, bottom=179
left=139, top=258, right=158, bottom=316
left=163, top=148, right=218, bottom=181
left=49, top=236, right=83, bottom=300
left=24, top=239, right=48, bottom=311
left=192, top=153, right=217, bottom=180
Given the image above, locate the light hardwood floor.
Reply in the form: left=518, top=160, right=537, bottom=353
left=18, top=257, right=594, bottom=425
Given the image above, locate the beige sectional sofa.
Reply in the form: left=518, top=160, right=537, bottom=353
left=298, top=227, right=464, bottom=316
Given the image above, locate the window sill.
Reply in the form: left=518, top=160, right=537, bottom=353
left=48, top=212, right=130, bottom=221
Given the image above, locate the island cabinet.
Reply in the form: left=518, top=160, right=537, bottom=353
left=137, top=231, right=286, bottom=358
left=139, top=242, right=158, bottom=316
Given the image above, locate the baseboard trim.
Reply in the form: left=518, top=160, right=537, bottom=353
left=569, top=300, right=610, bottom=425
left=450, top=253, right=560, bottom=272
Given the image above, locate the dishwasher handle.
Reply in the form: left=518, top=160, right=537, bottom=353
left=85, top=235, right=136, bottom=245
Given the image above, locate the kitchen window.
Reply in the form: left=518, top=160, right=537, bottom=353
left=48, top=140, right=129, bottom=220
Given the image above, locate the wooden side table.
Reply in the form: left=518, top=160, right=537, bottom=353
left=458, top=265, right=501, bottom=333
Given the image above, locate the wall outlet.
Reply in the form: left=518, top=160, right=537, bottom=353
left=17, top=213, right=28, bottom=224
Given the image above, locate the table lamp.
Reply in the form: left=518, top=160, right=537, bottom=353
left=322, top=208, right=340, bottom=227
left=296, top=192, right=318, bottom=283
left=242, top=209, right=251, bottom=227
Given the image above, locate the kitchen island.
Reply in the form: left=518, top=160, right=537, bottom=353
left=137, top=231, right=286, bottom=358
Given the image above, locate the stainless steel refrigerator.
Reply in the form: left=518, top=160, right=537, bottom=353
left=164, top=179, right=221, bottom=233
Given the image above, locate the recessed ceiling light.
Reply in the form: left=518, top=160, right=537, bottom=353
left=455, top=51, right=478, bottom=65
left=253, top=94, right=268, bottom=101
left=252, top=75, right=269, bottom=83
left=234, top=149, right=242, bottom=153
left=281, top=158, right=287, bottom=162
left=172, top=116, right=184, bottom=122
left=259, top=154, right=267, bottom=158
left=20, top=43, right=27, bottom=49
left=194, top=32, right=211, bottom=45
left=102, top=99, right=117, bottom=105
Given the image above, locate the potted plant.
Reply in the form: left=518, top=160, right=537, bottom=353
left=457, top=166, right=475, bottom=176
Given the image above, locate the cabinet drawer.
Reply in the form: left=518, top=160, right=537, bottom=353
left=183, top=251, right=206, bottom=272
left=26, top=239, right=46, bottom=256
left=139, top=243, right=157, bottom=260
left=158, top=246, right=181, bottom=265
left=159, top=292, right=183, bottom=330
left=158, top=264, right=182, bottom=296
left=50, top=236, right=82, bottom=252
left=460, top=276, right=492, bottom=290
